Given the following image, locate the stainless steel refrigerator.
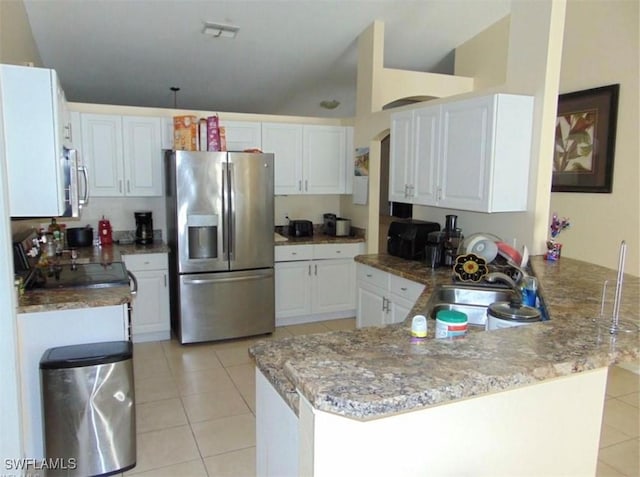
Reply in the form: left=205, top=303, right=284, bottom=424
left=165, top=150, right=275, bottom=344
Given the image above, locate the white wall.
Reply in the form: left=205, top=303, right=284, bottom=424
left=275, top=195, right=342, bottom=226
left=551, top=0, right=639, bottom=276
left=0, top=0, right=42, bottom=67
left=0, top=0, right=34, bottom=460
left=0, top=65, right=24, bottom=463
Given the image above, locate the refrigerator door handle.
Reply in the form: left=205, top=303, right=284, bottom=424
left=228, top=161, right=236, bottom=261
left=183, top=274, right=268, bottom=285
left=221, top=163, right=229, bottom=260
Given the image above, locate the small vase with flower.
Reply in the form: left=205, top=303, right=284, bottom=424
left=546, top=213, right=570, bottom=261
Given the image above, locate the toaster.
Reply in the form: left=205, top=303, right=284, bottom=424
left=288, top=220, right=313, bottom=237
left=323, top=213, right=351, bottom=236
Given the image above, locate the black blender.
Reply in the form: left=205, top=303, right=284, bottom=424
left=134, top=211, right=153, bottom=245
left=442, top=214, right=463, bottom=267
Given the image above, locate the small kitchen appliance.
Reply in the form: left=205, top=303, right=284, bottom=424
left=323, top=213, right=336, bottom=235
left=66, top=226, right=94, bottom=248
left=486, top=301, right=542, bottom=330
left=288, top=220, right=313, bottom=237
left=98, top=216, right=113, bottom=245
left=426, top=231, right=447, bottom=268
left=134, top=211, right=153, bottom=245
left=323, top=213, right=351, bottom=236
left=387, top=220, right=440, bottom=261
left=442, top=215, right=463, bottom=267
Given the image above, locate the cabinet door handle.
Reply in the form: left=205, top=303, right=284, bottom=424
left=127, top=180, right=131, bottom=193
left=164, top=274, right=167, bottom=287
left=298, top=180, right=302, bottom=192
left=305, top=179, right=308, bottom=191
left=381, top=296, right=386, bottom=311
left=335, top=250, right=342, bottom=254
left=119, top=179, right=123, bottom=193
left=308, top=264, right=312, bottom=276
left=314, top=264, right=317, bottom=275
left=366, top=274, right=373, bottom=278
left=400, top=287, right=407, bottom=291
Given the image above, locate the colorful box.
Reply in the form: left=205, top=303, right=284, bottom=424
left=173, top=115, right=198, bottom=151
left=219, top=126, right=227, bottom=152
left=207, top=116, right=220, bottom=151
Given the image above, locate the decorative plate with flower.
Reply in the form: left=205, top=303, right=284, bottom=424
left=454, top=253, right=488, bottom=282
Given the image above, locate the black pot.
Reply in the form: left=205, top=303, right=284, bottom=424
left=67, top=227, right=94, bottom=247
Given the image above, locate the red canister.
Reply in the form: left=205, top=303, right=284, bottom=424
left=98, top=217, right=113, bottom=245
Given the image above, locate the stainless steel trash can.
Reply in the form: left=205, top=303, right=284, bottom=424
left=40, top=341, right=136, bottom=476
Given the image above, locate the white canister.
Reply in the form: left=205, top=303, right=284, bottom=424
left=435, top=310, right=468, bottom=339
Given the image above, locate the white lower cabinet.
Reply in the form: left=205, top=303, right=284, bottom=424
left=356, top=264, right=425, bottom=327
left=122, top=253, right=170, bottom=342
left=275, top=243, right=365, bottom=326
left=256, top=368, right=299, bottom=477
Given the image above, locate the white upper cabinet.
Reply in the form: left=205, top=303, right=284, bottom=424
left=304, top=125, right=346, bottom=194
left=263, top=123, right=347, bottom=195
left=389, top=107, right=439, bottom=204
left=438, top=94, right=533, bottom=212
left=220, top=120, right=262, bottom=151
left=262, top=123, right=304, bottom=195
left=389, top=93, right=534, bottom=213
left=122, top=116, right=163, bottom=196
left=81, top=114, right=162, bottom=197
left=1, top=64, right=70, bottom=217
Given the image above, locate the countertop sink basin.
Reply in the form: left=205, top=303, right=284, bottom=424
left=422, top=283, right=515, bottom=327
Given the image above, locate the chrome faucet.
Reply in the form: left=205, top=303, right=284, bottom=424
left=484, top=272, right=519, bottom=291
left=485, top=262, right=529, bottom=305
left=484, top=272, right=523, bottom=305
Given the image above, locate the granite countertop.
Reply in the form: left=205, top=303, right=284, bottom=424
left=17, top=241, right=169, bottom=314
left=250, top=255, right=640, bottom=420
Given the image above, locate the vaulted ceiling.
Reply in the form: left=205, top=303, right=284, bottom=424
left=24, top=0, right=510, bottom=117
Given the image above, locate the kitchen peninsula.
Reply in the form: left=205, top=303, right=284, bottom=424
left=250, top=255, right=640, bottom=477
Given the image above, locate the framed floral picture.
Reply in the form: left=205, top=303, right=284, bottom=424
left=552, top=84, right=619, bottom=193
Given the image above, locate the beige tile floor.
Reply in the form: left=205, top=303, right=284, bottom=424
left=124, top=318, right=639, bottom=477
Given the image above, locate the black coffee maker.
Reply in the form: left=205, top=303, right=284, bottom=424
left=134, top=211, right=153, bottom=245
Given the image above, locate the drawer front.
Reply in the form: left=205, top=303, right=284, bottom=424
left=389, top=274, right=424, bottom=302
left=356, top=264, right=388, bottom=290
left=274, top=244, right=313, bottom=262
left=313, top=242, right=364, bottom=260
left=122, top=253, right=168, bottom=271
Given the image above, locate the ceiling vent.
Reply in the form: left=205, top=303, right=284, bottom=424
left=202, top=22, right=239, bottom=39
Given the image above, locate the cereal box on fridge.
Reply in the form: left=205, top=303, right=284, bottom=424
left=198, top=118, right=207, bottom=151
left=207, top=116, right=221, bottom=151
left=219, top=126, right=227, bottom=151
left=173, top=115, right=198, bottom=151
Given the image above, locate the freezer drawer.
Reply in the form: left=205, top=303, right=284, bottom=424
left=177, top=268, right=275, bottom=343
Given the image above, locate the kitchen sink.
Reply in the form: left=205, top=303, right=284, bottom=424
left=422, top=283, right=515, bottom=327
